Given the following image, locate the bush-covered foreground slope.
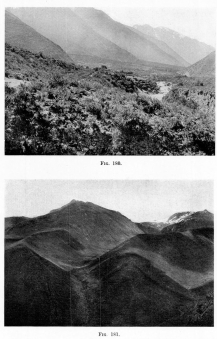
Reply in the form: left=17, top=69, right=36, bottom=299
left=5, top=201, right=214, bottom=326
left=5, top=44, right=215, bottom=155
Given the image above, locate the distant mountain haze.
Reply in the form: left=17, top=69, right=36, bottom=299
left=7, top=7, right=140, bottom=64
left=129, top=26, right=190, bottom=67
left=134, top=24, right=215, bottom=65
left=5, top=10, right=72, bottom=63
left=73, top=7, right=186, bottom=67
left=7, top=7, right=214, bottom=68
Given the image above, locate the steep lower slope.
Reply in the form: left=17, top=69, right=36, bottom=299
left=5, top=231, right=213, bottom=326
left=73, top=7, right=185, bottom=66
left=7, top=8, right=139, bottom=64
left=134, top=24, right=215, bottom=65
left=182, top=51, right=215, bottom=77
left=5, top=10, right=72, bottom=63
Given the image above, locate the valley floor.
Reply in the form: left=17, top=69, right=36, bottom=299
left=5, top=44, right=215, bottom=155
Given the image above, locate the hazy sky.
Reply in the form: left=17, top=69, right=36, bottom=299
left=5, top=181, right=213, bottom=222
left=96, top=7, right=216, bottom=47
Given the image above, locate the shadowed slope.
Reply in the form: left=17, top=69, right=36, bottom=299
left=5, top=10, right=72, bottom=63
left=96, top=233, right=213, bottom=290
left=5, top=245, right=72, bottom=326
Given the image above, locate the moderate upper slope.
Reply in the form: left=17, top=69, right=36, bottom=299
left=134, top=24, right=215, bottom=65
left=5, top=10, right=72, bottom=63
left=7, top=7, right=139, bottom=64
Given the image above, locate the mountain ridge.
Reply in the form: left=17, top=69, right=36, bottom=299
left=73, top=7, right=186, bottom=67
left=7, top=7, right=141, bottom=64
left=134, top=24, right=215, bottom=65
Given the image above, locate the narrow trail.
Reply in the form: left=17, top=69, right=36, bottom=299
left=5, top=78, right=30, bottom=88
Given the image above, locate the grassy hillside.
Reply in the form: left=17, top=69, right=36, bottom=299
left=5, top=10, right=72, bottom=63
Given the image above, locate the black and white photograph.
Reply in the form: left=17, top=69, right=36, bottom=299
left=5, top=180, right=214, bottom=326
left=5, top=6, right=215, bottom=155
left=1, top=1, right=217, bottom=338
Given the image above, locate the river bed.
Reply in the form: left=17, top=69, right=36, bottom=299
left=148, top=81, right=172, bottom=101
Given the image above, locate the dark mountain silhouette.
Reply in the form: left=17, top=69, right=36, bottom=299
left=5, top=202, right=214, bottom=326
left=73, top=7, right=186, bottom=67
left=182, top=51, right=215, bottom=77
left=5, top=10, right=72, bottom=63
left=7, top=7, right=139, bottom=64
left=134, top=24, right=215, bottom=65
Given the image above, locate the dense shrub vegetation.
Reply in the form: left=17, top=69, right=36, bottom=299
left=5, top=44, right=215, bottom=155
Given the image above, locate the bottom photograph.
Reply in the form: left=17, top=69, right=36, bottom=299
left=5, top=180, right=214, bottom=326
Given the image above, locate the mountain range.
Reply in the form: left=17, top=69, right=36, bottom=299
left=5, top=200, right=214, bottom=326
left=134, top=24, right=215, bottom=65
left=6, top=7, right=215, bottom=69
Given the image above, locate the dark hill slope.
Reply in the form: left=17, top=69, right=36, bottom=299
left=5, top=245, right=72, bottom=326
left=134, top=24, right=215, bottom=65
left=98, top=233, right=213, bottom=290
left=73, top=7, right=184, bottom=66
left=7, top=7, right=139, bottom=64
left=5, top=10, right=72, bottom=63
left=5, top=200, right=143, bottom=259
left=182, top=51, right=215, bottom=77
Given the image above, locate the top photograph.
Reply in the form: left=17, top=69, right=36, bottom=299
left=5, top=7, right=215, bottom=155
